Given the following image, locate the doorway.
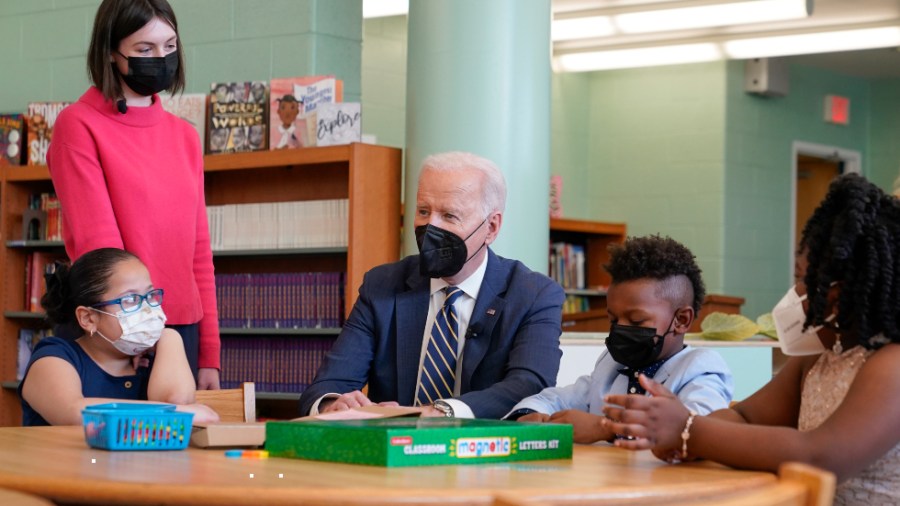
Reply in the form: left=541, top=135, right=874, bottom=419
left=795, top=154, right=841, bottom=250
left=790, top=141, right=862, bottom=283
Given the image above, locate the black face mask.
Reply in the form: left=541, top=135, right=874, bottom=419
left=117, top=51, right=178, bottom=96
left=606, top=315, right=677, bottom=369
left=414, top=219, right=487, bottom=279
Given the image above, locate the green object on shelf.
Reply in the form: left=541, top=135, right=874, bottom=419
left=266, top=418, right=573, bottom=467
left=756, top=313, right=778, bottom=340
left=698, top=312, right=760, bottom=341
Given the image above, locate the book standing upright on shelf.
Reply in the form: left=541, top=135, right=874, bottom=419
left=207, top=81, right=269, bottom=154
left=269, top=76, right=343, bottom=149
left=159, top=92, right=208, bottom=148
left=313, top=102, right=361, bottom=147
left=26, top=102, right=70, bottom=165
left=25, top=251, right=66, bottom=313
left=0, top=114, right=25, bottom=165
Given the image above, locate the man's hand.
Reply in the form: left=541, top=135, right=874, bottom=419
left=419, top=406, right=445, bottom=418
left=549, top=410, right=612, bottom=444
left=517, top=412, right=551, bottom=423
left=197, top=368, right=220, bottom=390
left=320, top=391, right=374, bottom=413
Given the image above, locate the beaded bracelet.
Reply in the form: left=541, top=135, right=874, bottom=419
left=680, top=410, right=698, bottom=460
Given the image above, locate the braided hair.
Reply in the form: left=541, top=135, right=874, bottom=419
left=799, top=173, right=900, bottom=349
left=604, top=234, right=706, bottom=313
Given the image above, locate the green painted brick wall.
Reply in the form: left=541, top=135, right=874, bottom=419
left=870, top=79, right=900, bottom=193
left=361, top=15, right=406, bottom=149
left=723, top=61, right=877, bottom=319
left=0, top=0, right=362, bottom=113
left=576, top=62, right=729, bottom=295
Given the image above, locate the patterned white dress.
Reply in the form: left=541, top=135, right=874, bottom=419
left=798, top=345, right=900, bottom=505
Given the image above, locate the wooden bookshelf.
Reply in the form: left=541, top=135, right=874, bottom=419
left=550, top=219, right=744, bottom=332
left=550, top=217, right=626, bottom=329
left=0, top=144, right=402, bottom=426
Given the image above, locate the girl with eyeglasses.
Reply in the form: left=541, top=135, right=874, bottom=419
left=19, top=248, right=219, bottom=426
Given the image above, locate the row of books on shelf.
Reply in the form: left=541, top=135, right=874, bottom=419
left=207, top=199, right=348, bottom=251
left=549, top=242, right=586, bottom=290
left=219, top=336, right=334, bottom=393
left=563, top=295, right=592, bottom=315
left=216, top=272, right=344, bottom=329
left=24, top=192, right=63, bottom=241
left=0, top=75, right=361, bottom=167
left=17, top=330, right=337, bottom=391
left=17, top=328, right=54, bottom=381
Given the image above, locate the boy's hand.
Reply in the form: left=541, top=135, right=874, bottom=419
left=517, top=412, right=550, bottom=423
left=548, top=410, right=611, bottom=444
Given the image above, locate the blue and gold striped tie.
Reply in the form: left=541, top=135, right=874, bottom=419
left=416, top=286, right=463, bottom=406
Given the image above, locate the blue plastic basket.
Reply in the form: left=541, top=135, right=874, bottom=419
left=81, top=403, right=194, bottom=451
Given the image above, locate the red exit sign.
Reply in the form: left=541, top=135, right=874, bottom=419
left=825, top=95, right=850, bottom=125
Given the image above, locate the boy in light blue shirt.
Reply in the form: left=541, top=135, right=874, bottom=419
left=508, top=235, right=733, bottom=444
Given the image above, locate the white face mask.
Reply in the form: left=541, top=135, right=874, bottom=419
left=771, top=285, right=835, bottom=356
left=91, top=304, right=167, bottom=356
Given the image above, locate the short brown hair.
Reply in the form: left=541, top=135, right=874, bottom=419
left=87, top=0, right=186, bottom=101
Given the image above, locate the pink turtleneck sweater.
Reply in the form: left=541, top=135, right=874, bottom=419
left=47, top=87, right=219, bottom=369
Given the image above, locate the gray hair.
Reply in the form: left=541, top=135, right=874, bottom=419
left=420, top=151, right=507, bottom=216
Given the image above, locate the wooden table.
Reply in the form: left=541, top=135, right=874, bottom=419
left=0, top=426, right=775, bottom=505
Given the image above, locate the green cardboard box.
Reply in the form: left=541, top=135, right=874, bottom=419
left=266, top=418, right=573, bottom=467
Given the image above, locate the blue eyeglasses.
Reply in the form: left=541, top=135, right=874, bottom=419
left=92, top=288, right=164, bottom=314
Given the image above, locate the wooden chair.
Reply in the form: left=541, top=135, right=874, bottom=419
left=491, top=462, right=835, bottom=506
left=0, top=487, right=55, bottom=506
left=195, top=382, right=256, bottom=422
left=666, top=462, right=835, bottom=506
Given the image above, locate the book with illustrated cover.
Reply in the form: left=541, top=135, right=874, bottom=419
left=207, top=81, right=268, bottom=154
left=160, top=92, right=208, bottom=148
left=269, top=76, right=343, bottom=149
left=550, top=175, right=563, bottom=218
left=313, top=102, right=361, bottom=147
left=0, top=114, right=25, bottom=165
left=26, top=102, right=70, bottom=165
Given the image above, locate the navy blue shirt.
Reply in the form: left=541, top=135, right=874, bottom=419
left=19, top=337, right=149, bottom=426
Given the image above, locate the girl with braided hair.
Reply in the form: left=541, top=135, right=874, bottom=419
left=603, top=173, right=900, bottom=505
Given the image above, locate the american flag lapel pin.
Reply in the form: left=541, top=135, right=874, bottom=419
left=486, top=309, right=496, bottom=315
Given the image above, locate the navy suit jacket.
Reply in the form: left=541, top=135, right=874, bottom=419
left=299, top=249, right=565, bottom=419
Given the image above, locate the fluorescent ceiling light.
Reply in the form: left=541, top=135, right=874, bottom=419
left=363, top=0, right=409, bottom=19
left=555, top=43, right=722, bottom=72
left=552, top=15, right=616, bottom=41
left=724, top=26, right=900, bottom=58
left=615, top=0, right=811, bottom=34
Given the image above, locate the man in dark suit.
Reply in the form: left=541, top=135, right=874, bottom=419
left=299, top=152, right=564, bottom=419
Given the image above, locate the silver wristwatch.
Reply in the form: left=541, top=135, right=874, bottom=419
left=432, top=400, right=454, bottom=417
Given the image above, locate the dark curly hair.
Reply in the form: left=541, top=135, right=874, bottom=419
left=604, top=235, right=706, bottom=313
left=799, top=173, right=900, bottom=349
left=42, top=248, right=140, bottom=336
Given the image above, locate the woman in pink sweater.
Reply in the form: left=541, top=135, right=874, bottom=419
left=47, top=0, right=220, bottom=389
